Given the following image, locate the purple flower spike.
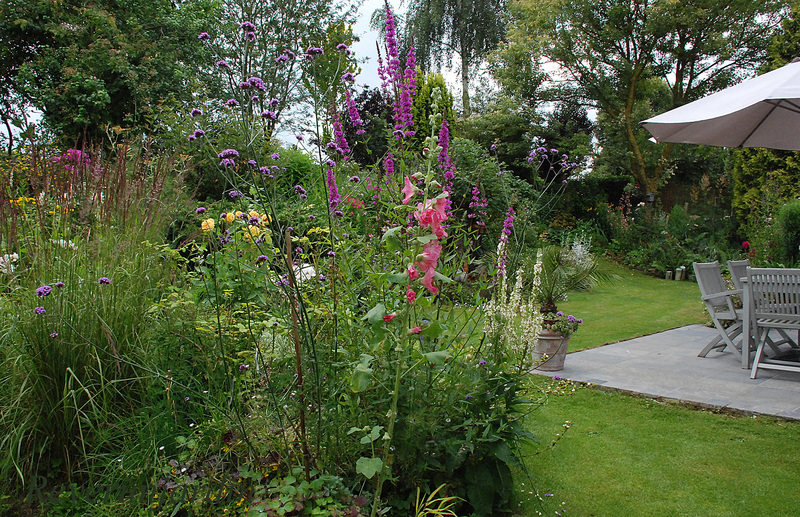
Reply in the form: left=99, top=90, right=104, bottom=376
left=98, top=277, right=111, bottom=285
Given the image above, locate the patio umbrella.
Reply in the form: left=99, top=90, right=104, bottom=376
left=641, top=58, right=800, bottom=150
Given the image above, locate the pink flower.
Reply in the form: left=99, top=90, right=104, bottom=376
left=421, top=268, right=438, bottom=295
left=410, top=326, right=422, bottom=334
left=415, top=241, right=442, bottom=272
left=414, top=197, right=449, bottom=238
left=401, top=176, right=417, bottom=204
left=742, top=241, right=750, bottom=249
left=407, top=265, right=419, bottom=281
left=383, top=314, right=396, bottom=323
left=406, top=289, right=417, bottom=303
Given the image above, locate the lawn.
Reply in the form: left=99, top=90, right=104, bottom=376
left=519, top=378, right=800, bottom=517
left=560, top=258, right=709, bottom=351
left=518, top=259, right=800, bottom=516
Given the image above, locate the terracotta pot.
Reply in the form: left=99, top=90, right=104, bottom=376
left=532, top=328, right=570, bottom=371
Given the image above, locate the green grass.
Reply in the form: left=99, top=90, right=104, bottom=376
left=560, top=258, right=709, bottom=351
left=519, top=378, right=800, bottom=517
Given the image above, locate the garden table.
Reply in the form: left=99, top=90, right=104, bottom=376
left=741, top=268, right=800, bottom=377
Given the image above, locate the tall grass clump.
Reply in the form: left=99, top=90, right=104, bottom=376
left=0, top=141, right=191, bottom=491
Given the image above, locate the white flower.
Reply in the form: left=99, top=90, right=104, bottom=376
left=0, top=253, right=18, bottom=274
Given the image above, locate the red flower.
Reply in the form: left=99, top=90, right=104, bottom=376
left=410, top=326, right=422, bottom=334
left=742, top=241, right=750, bottom=249
left=406, top=289, right=417, bottom=303
left=383, top=314, right=396, bottom=323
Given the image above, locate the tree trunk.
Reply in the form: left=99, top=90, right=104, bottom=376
left=461, top=53, right=471, bottom=117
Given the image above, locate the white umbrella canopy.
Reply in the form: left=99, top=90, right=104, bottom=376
left=641, top=58, right=800, bottom=150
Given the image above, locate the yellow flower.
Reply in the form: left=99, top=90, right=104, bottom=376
left=248, top=225, right=260, bottom=237
left=235, top=210, right=243, bottom=220
left=201, top=218, right=215, bottom=233
left=224, top=212, right=235, bottom=224
left=249, top=210, right=259, bottom=219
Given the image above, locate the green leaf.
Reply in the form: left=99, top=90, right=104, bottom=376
left=350, top=355, right=374, bottom=392
left=420, top=321, right=447, bottom=338
left=381, top=226, right=404, bottom=252
left=387, top=272, right=409, bottom=283
left=423, top=351, right=451, bottom=365
left=362, top=304, right=386, bottom=325
left=355, top=457, right=383, bottom=479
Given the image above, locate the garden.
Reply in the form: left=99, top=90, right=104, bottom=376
left=1, top=1, right=800, bottom=516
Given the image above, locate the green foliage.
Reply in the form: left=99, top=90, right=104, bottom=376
left=402, top=0, right=507, bottom=115
left=410, top=71, right=455, bottom=153
left=7, top=0, right=219, bottom=144
left=775, top=200, right=800, bottom=266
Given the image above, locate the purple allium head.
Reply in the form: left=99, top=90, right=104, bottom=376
left=225, top=98, right=239, bottom=107
left=54, top=281, right=65, bottom=289
left=36, top=285, right=52, bottom=297
left=190, top=108, right=203, bottom=117
left=239, top=21, right=255, bottom=32
left=98, top=277, right=111, bottom=285
left=196, top=207, right=207, bottom=214
left=193, top=129, right=205, bottom=138
left=34, top=306, right=46, bottom=315
left=216, top=59, right=230, bottom=68
left=198, top=32, right=210, bottom=41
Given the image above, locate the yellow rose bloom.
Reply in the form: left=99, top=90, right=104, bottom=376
left=248, top=225, right=260, bottom=237
left=224, top=212, right=235, bottom=224
left=249, top=210, right=259, bottom=219
left=201, top=218, right=215, bottom=233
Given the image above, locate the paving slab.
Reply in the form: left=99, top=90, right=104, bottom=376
left=531, top=325, right=800, bottom=420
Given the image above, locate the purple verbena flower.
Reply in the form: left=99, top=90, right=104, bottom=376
left=54, top=281, right=65, bottom=288
left=239, top=21, right=255, bottom=32
left=216, top=59, right=230, bottom=68
left=196, top=207, right=206, bottom=214
left=220, top=158, right=235, bottom=167
left=271, top=153, right=280, bottom=161
left=190, top=108, right=203, bottom=117
left=193, top=129, right=205, bottom=138
left=225, top=98, right=239, bottom=107
left=198, top=32, right=210, bottom=41
left=98, top=277, right=111, bottom=285
left=218, top=149, right=239, bottom=158
left=34, top=306, right=46, bottom=315
left=36, top=285, right=52, bottom=297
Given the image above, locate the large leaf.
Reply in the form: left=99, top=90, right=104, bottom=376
left=356, top=457, right=383, bottom=479
left=362, top=303, right=386, bottom=325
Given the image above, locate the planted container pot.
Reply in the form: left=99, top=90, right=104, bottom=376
left=532, top=327, right=571, bottom=371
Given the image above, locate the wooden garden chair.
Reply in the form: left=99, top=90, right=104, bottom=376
left=745, top=267, right=800, bottom=379
left=693, top=261, right=745, bottom=358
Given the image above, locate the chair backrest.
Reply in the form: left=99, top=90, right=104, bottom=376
left=693, top=261, right=729, bottom=305
left=728, top=259, right=750, bottom=290
left=746, top=267, right=800, bottom=320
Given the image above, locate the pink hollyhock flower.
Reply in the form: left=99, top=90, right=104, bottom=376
left=407, top=265, right=419, bottom=281
left=415, top=241, right=442, bottom=272
left=414, top=197, right=449, bottom=238
left=411, top=326, right=422, bottom=334
left=401, top=176, right=417, bottom=204
left=383, top=314, right=396, bottom=323
left=406, top=289, right=417, bottom=303
left=421, top=268, right=439, bottom=295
